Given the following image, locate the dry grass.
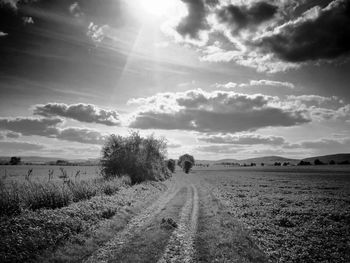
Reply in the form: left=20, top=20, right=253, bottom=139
left=0, top=168, right=130, bottom=217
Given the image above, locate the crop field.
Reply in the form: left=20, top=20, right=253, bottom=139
left=0, top=165, right=101, bottom=184
left=197, top=166, right=350, bottom=263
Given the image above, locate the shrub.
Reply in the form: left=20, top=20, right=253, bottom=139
left=101, top=132, right=170, bottom=184
left=178, top=154, right=195, bottom=173
left=167, top=159, right=176, bottom=173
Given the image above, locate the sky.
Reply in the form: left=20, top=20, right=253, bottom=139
left=0, top=0, right=349, bottom=160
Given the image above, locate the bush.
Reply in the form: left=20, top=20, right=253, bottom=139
left=167, top=159, right=176, bottom=173
left=178, top=154, right=195, bottom=173
left=101, top=132, right=170, bottom=184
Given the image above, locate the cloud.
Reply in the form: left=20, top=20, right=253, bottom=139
left=245, top=80, right=295, bottom=89
left=0, top=117, right=62, bottom=137
left=196, top=144, right=240, bottom=154
left=198, top=134, right=285, bottom=145
left=57, top=128, right=106, bottom=145
left=176, top=0, right=209, bottom=39
left=256, top=0, right=350, bottom=63
left=69, top=2, right=83, bottom=18
left=128, top=89, right=310, bottom=133
left=33, top=103, right=121, bottom=126
left=0, top=0, right=20, bottom=9
left=87, top=22, right=110, bottom=42
left=285, top=138, right=350, bottom=152
left=0, top=141, right=44, bottom=151
left=169, top=0, right=350, bottom=72
left=0, top=117, right=106, bottom=145
left=215, top=79, right=295, bottom=89
left=6, top=131, right=20, bottom=138
left=22, top=16, right=34, bottom=24
left=217, top=2, right=278, bottom=33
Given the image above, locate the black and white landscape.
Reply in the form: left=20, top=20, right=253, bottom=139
left=0, top=0, right=349, bottom=262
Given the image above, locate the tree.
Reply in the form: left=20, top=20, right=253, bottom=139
left=178, top=154, right=195, bottom=174
left=183, top=161, right=192, bottom=174
left=314, top=159, right=324, bottom=165
left=101, top=132, right=170, bottom=184
left=167, top=159, right=176, bottom=173
left=329, top=160, right=336, bottom=165
left=298, top=160, right=311, bottom=166
left=10, top=157, right=21, bottom=165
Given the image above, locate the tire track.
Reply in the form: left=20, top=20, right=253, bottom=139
left=84, top=180, right=184, bottom=263
left=157, top=184, right=199, bottom=263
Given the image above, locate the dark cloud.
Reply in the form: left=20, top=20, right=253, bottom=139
left=6, top=131, right=20, bottom=138
left=0, top=116, right=105, bottom=144
left=0, top=141, right=44, bottom=151
left=176, top=0, right=208, bottom=39
left=257, top=0, right=350, bottom=62
left=33, top=103, right=120, bottom=126
left=217, top=2, right=278, bottom=32
left=0, top=117, right=62, bottom=137
left=129, top=90, right=310, bottom=133
left=198, top=134, right=285, bottom=145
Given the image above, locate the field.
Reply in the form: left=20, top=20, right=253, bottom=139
left=196, top=166, right=350, bottom=262
left=1, top=165, right=349, bottom=262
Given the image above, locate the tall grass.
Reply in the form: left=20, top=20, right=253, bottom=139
left=0, top=174, right=129, bottom=217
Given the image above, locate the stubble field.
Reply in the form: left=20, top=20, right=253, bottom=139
left=196, top=166, right=350, bottom=262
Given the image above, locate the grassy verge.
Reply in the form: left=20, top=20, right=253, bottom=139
left=0, top=181, right=166, bottom=263
left=0, top=176, right=130, bottom=217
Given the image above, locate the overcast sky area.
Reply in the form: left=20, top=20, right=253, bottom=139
left=0, top=0, right=350, bottom=160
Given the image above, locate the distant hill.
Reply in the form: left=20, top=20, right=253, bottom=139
left=303, top=153, right=350, bottom=164
left=237, top=156, right=299, bottom=165
left=206, top=156, right=299, bottom=165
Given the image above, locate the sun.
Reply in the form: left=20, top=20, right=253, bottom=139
left=139, top=0, right=169, bottom=16
left=133, top=0, right=186, bottom=18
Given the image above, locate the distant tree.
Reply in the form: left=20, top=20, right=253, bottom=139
left=167, top=159, right=176, bottom=173
left=250, top=163, right=256, bottom=166
left=274, top=162, right=281, bottom=166
left=56, top=160, right=69, bottom=166
left=298, top=160, right=311, bottom=166
left=261, top=163, right=265, bottom=166
left=10, top=157, right=21, bottom=165
left=314, top=159, right=324, bottom=165
left=283, top=162, right=290, bottom=166
left=329, top=160, right=336, bottom=165
left=178, top=154, right=195, bottom=173
left=183, top=161, right=192, bottom=174
left=338, top=160, right=350, bottom=165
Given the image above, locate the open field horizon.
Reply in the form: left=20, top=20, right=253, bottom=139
left=1, top=0, right=350, bottom=261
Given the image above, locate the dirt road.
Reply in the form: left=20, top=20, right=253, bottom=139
left=84, top=172, right=267, bottom=263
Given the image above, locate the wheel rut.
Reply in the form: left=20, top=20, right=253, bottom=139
left=84, top=177, right=199, bottom=263
left=157, top=184, right=199, bottom=263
